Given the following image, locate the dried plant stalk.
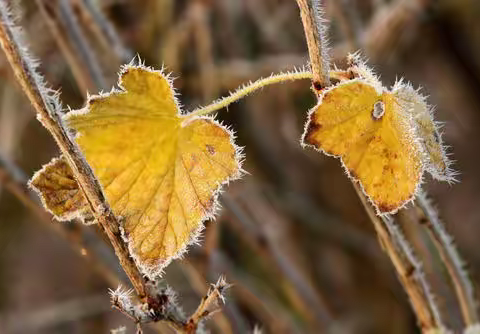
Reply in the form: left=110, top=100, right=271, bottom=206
left=294, top=0, right=330, bottom=89
left=0, top=0, right=147, bottom=299
left=185, top=276, right=231, bottom=334
left=354, top=184, right=440, bottom=330
left=294, top=0, right=444, bottom=330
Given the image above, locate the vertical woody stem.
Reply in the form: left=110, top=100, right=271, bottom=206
left=295, top=0, right=330, bottom=89
left=354, top=184, right=439, bottom=330
left=0, top=1, right=147, bottom=299
left=294, top=0, right=442, bottom=330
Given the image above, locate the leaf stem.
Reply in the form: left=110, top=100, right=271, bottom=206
left=187, top=70, right=313, bottom=119
left=185, top=69, right=352, bottom=120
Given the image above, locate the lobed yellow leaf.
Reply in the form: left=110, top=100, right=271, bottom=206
left=38, top=64, right=242, bottom=278
left=303, top=79, right=424, bottom=214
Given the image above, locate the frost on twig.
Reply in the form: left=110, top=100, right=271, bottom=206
left=109, top=281, right=185, bottom=328
left=382, top=216, right=445, bottom=329
left=295, top=0, right=330, bottom=89
left=185, top=276, right=232, bottom=333
left=109, top=277, right=230, bottom=333
left=110, top=286, right=151, bottom=323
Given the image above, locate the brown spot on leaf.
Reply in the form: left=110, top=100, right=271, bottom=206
left=378, top=202, right=397, bottom=213
left=206, top=144, right=215, bottom=155
left=349, top=169, right=358, bottom=179
left=305, top=121, right=322, bottom=144
left=312, top=81, right=323, bottom=92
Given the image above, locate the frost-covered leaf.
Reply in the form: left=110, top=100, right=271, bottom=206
left=302, top=55, right=453, bottom=214
left=29, top=156, right=93, bottom=223
left=32, top=63, right=242, bottom=278
left=392, top=81, right=455, bottom=182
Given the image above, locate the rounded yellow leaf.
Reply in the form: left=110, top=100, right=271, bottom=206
left=302, top=79, right=424, bottom=214
left=64, top=64, right=242, bottom=278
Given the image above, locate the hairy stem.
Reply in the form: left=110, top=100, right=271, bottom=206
left=187, top=70, right=312, bottom=119
left=382, top=215, right=444, bottom=328
left=417, top=191, right=479, bottom=326
left=294, top=0, right=444, bottom=330
left=354, top=184, right=440, bottom=331
left=0, top=0, right=147, bottom=299
left=294, top=0, right=330, bottom=89
left=186, top=69, right=352, bottom=120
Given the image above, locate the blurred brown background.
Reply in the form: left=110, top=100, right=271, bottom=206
left=1, top=0, right=480, bottom=333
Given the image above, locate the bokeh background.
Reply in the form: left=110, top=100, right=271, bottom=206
left=1, top=0, right=480, bottom=333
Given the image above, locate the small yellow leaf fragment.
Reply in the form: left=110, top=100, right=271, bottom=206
left=29, top=156, right=92, bottom=223
left=64, top=64, right=242, bottom=278
left=392, top=81, right=455, bottom=182
left=303, top=79, right=424, bottom=214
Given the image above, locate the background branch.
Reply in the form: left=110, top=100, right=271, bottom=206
left=417, top=192, right=479, bottom=326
